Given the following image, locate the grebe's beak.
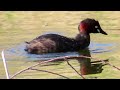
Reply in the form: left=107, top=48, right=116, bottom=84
left=97, top=28, right=107, bottom=35
left=100, top=29, right=108, bottom=35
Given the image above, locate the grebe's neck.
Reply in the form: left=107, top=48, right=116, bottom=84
left=74, top=33, right=90, bottom=49
left=75, top=33, right=90, bottom=41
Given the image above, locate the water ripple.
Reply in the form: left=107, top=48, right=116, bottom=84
left=2, top=42, right=116, bottom=61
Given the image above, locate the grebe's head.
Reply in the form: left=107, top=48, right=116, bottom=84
left=78, top=18, right=107, bottom=35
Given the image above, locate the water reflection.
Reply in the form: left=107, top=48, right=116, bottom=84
left=1, top=42, right=111, bottom=76
left=77, top=48, right=106, bottom=75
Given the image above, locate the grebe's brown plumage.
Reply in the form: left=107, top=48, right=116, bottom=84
left=25, top=18, right=107, bottom=54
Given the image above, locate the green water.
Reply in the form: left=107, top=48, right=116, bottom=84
left=0, top=11, right=120, bottom=79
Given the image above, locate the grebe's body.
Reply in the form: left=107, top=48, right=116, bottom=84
left=25, top=18, right=107, bottom=54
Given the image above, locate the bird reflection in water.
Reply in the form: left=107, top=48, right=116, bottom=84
left=77, top=48, right=106, bottom=75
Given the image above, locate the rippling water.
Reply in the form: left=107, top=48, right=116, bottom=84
left=2, top=42, right=116, bottom=61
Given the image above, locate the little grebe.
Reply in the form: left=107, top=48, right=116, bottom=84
left=25, top=18, right=107, bottom=54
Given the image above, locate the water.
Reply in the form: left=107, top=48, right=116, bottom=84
left=2, top=42, right=116, bottom=61
left=89, top=42, right=116, bottom=53
left=1, top=11, right=120, bottom=78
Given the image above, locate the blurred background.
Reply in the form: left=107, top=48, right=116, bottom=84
left=0, top=11, right=120, bottom=79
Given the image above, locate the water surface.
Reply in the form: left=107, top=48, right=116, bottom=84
left=2, top=42, right=116, bottom=61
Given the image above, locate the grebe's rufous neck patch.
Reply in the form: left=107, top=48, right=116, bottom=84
left=78, top=22, right=89, bottom=34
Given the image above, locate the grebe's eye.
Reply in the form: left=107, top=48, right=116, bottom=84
left=95, top=26, right=98, bottom=28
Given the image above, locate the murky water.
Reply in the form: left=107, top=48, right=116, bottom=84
left=1, top=11, right=120, bottom=78
left=2, top=42, right=116, bottom=61
left=89, top=42, right=116, bottom=53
